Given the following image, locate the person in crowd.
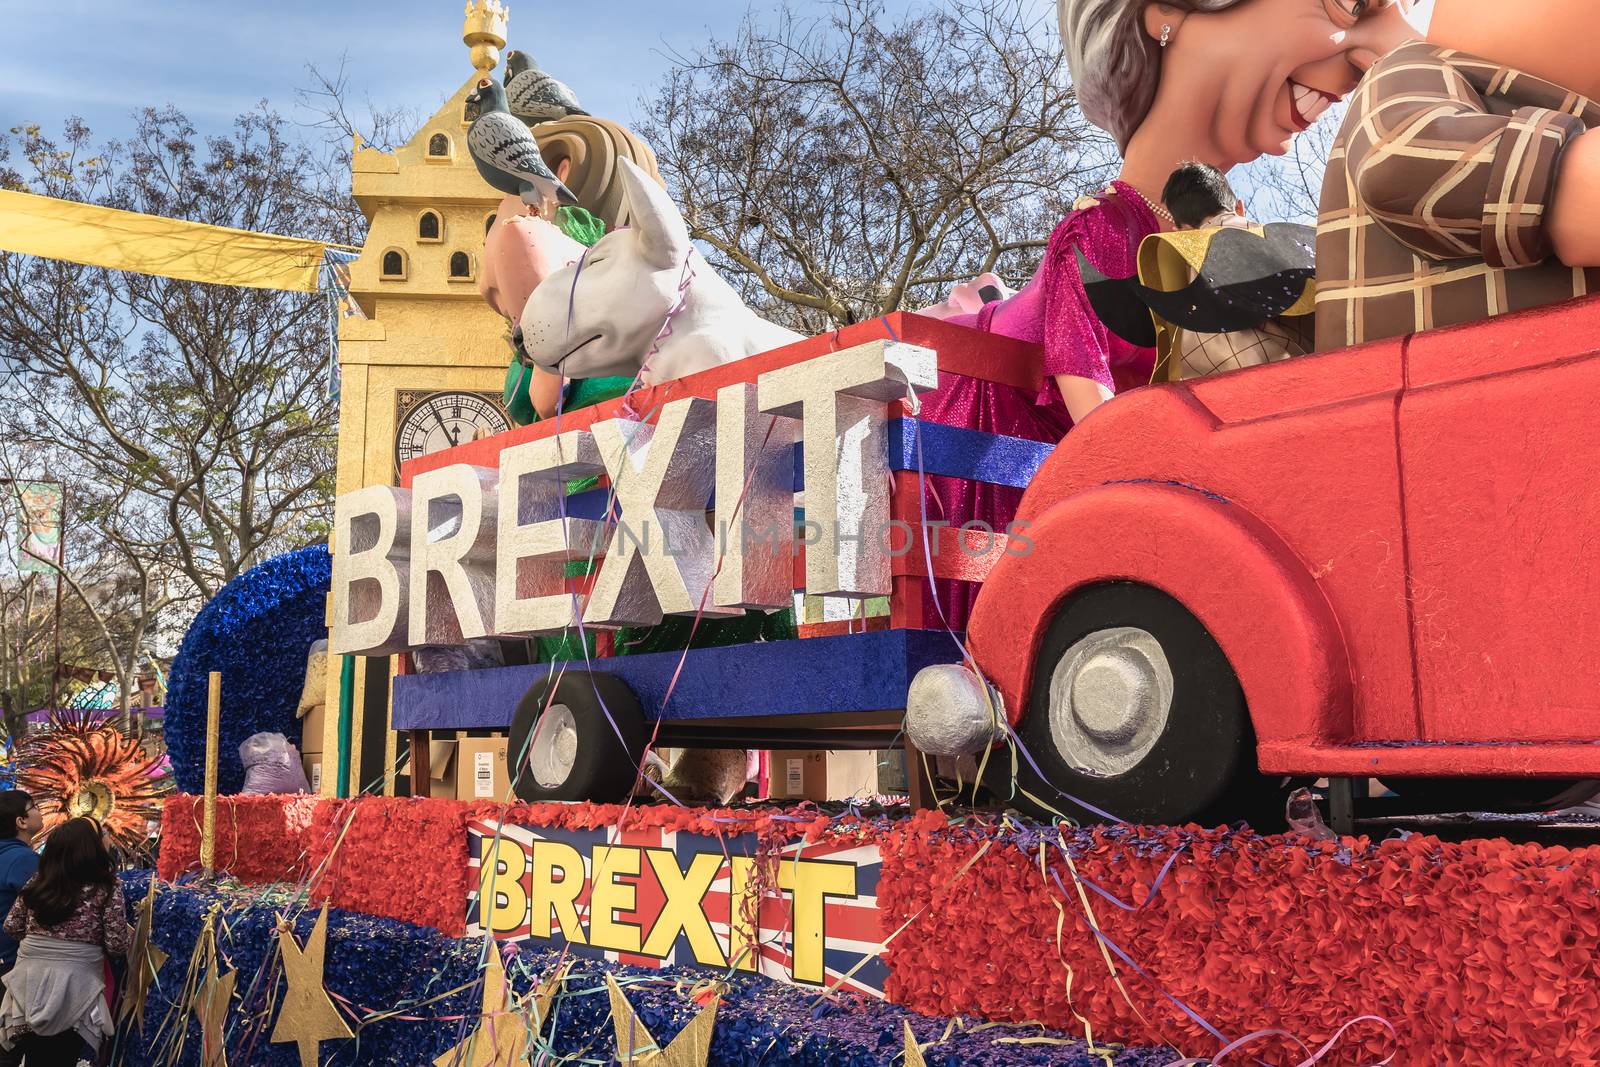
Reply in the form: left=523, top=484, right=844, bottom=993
left=0, top=794, right=41, bottom=1067
left=1153, top=161, right=1311, bottom=379
left=912, top=0, right=1412, bottom=627
left=0, top=819, right=131, bottom=1066
left=1161, top=160, right=1249, bottom=231
left=1316, top=0, right=1600, bottom=349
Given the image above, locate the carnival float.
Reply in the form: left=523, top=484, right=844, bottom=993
left=7, top=0, right=1600, bottom=1063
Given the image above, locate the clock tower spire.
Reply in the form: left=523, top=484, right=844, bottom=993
left=319, top=6, right=519, bottom=796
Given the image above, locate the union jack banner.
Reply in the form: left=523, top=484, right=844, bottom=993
left=466, top=818, right=887, bottom=997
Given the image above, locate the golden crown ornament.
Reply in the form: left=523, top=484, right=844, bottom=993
left=462, top=0, right=510, bottom=76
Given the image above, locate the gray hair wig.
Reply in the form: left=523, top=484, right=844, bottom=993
left=1059, top=0, right=1251, bottom=151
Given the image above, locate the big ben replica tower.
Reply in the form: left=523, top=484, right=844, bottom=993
left=318, top=1, right=515, bottom=795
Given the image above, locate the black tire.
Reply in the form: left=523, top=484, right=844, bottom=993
left=1380, top=777, right=1600, bottom=814
left=507, top=671, right=647, bottom=802
left=999, top=581, right=1275, bottom=827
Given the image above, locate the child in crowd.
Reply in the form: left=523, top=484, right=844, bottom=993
left=0, top=819, right=130, bottom=1066
left=1154, top=162, right=1310, bottom=380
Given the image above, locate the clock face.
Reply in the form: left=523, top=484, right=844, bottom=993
left=395, top=391, right=510, bottom=469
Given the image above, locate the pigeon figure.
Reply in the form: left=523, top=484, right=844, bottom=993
left=502, top=50, right=588, bottom=123
left=464, top=78, right=579, bottom=209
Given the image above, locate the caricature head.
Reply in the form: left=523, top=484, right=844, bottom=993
left=1061, top=0, right=1411, bottom=164
left=517, top=158, right=694, bottom=380
left=480, top=117, right=667, bottom=322
left=534, top=116, right=665, bottom=232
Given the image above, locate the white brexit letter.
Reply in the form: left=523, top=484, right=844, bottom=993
left=584, top=397, right=740, bottom=627
left=712, top=382, right=798, bottom=611
left=408, top=464, right=499, bottom=645
left=330, top=485, right=413, bottom=656
left=495, top=430, right=608, bottom=635
left=756, top=340, right=937, bottom=597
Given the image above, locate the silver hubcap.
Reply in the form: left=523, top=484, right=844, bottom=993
left=1047, top=627, right=1173, bottom=778
left=529, top=703, right=579, bottom=788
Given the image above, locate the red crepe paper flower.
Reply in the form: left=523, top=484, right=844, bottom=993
left=156, top=793, right=1600, bottom=1064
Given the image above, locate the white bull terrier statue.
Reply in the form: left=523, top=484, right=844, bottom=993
left=519, top=157, right=801, bottom=386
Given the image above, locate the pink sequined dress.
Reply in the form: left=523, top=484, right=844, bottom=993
left=917, top=183, right=1160, bottom=629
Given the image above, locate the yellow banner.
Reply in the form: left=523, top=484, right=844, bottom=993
left=0, top=189, right=336, bottom=292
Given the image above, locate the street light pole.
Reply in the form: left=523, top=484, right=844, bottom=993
left=49, top=489, right=65, bottom=713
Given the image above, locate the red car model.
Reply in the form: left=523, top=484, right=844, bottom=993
left=917, top=295, right=1600, bottom=823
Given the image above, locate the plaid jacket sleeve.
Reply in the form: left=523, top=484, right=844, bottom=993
left=1342, top=44, right=1587, bottom=269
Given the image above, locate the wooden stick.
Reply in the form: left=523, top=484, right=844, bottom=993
left=200, top=671, right=220, bottom=876
left=409, top=729, right=431, bottom=798
left=904, top=738, right=937, bottom=812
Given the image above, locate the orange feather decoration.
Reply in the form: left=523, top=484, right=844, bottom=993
left=16, top=710, right=172, bottom=850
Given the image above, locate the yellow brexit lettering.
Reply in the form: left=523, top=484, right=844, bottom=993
left=640, top=850, right=725, bottom=967
left=588, top=846, right=642, bottom=954
left=727, top=856, right=758, bottom=974
left=477, top=836, right=530, bottom=936
left=777, top=859, right=857, bottom=985
left=529, top=840, right=588, bottom=944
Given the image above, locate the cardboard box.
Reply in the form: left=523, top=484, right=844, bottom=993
left=299, top=702, right=328, bottom=755
left=426, top=739, right=459, bottom=798
left=768, top=750, right=823, bottom=800
left=828, top=750, right=879, bottom=798
left=456, top=736, right=512, bottom=802
left=767, top=750, right=880, bottom=801
left=302, top=753, right=324, bottom=795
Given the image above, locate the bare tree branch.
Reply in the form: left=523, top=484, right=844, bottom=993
left=637, top=0, right=1116, bottom=331
left=0, top=106, right=357, bottom=600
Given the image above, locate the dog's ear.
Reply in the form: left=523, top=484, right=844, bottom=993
left=618, top=158, right=689, bottom=271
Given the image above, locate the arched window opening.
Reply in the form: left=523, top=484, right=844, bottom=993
left=449, top=251, right=472, bottom=279
left=418, top=211, right=441, bottom=241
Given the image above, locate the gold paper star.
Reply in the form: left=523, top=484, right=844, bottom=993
left=119, top=877, right=168, bottom=1032
left=194, top=953, right=236, bottom=1067
left=902, top=1019, right=928, bottom=1067
left=607, top=973, right=719, bottom=1066
left=433, top=945, right=527, bottom=1067
left=270, top=906, right=353, bottom=1067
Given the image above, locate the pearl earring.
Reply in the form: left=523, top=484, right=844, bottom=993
left=1160, top=23, right=1172, bottom=48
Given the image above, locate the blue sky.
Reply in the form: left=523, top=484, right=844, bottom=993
left=0, top=0, right=1434, bottom=224
left=0, top=0, right=775, bottom=142
left=1, top=0, right=1433, bottom=145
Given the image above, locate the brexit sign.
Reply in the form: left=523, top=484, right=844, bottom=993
left=466, top=819, right=887, bottom=997
left=329, top=340, right=939, bottom=656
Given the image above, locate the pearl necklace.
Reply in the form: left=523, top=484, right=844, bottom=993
left=1117, top=181, right=1174, bottom=226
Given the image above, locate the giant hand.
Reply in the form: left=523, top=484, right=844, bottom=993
left=912, top=272, right=1014, bottom=321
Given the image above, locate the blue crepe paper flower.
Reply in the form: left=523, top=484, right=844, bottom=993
left=163, top=546, right=331, bottom=794
left=115, top=872, right=1174, bottom=1067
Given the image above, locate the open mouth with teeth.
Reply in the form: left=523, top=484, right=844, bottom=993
left=1287, top=80, right=1339, bottom=131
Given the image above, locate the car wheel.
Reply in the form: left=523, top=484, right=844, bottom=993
left=1006, top=581, right=1272, bottom=826
left=507, top=671, right=647, bottom=803
left=1380, top=777, right=1600, bottom=814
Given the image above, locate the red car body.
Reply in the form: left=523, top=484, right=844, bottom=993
left=967, top=295, right=1600, bottom=781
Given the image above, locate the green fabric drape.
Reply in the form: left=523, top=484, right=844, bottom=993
left=555, top=206, right=606, bottom=246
